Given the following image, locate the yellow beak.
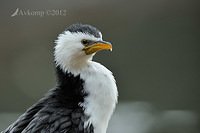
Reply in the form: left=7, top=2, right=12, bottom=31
left=82, top=41, right=112, bottom=55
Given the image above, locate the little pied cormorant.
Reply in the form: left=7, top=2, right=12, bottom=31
left=2, top=24, right=118, bottom=133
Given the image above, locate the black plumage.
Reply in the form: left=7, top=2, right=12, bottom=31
left=2, top=65, right=93, bottom=133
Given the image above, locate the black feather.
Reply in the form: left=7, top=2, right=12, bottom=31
left=2, top=65, right=94, bottom=133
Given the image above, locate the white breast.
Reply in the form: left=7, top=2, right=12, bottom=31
left=79, top=61, right=118, bottom=133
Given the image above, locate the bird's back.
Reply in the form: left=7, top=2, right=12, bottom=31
left=2, top=70, right=94, bottom=133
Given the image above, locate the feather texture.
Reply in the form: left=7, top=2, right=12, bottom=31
left=2, top=66, right=93, bottom=133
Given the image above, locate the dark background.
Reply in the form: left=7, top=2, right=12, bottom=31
left=0, top=0, right=199, bottom=132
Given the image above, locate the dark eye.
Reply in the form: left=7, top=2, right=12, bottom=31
left=81, top=39, right=89, bottom=45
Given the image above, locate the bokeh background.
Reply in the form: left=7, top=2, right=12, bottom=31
left=0, top=0, right=199, bottom=132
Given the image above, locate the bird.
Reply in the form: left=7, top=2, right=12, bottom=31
left=2, top=24, right=118, bottom=133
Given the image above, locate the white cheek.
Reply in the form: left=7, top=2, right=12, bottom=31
left=54, top=31, right=103, bottom=72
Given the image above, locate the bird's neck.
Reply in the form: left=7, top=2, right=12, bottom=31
left=55, top=65, right=87, bottom=104
left=54, top=52, right=94, bottom=73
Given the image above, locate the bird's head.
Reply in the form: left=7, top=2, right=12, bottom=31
left=54, top=24, right=112, bottom=72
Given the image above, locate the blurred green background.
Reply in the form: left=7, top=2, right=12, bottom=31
left=0, top=0, right=199, bottom=132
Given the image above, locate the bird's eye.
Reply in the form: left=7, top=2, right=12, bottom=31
left=81, top=39, right=89, bottom=45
